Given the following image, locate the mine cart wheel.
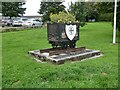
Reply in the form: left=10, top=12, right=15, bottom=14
left=52, top=44, right=57, bottom=49
left=61, top=44, right=67, bottom=49
left=64, top=44, right=68, bottom=49
left=70, top=42, right=76, bottom=48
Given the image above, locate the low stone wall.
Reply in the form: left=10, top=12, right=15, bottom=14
left=0, top=26, right=43, bottom=33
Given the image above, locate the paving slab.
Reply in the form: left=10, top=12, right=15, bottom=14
left=28, top=47, right=102, bottom=64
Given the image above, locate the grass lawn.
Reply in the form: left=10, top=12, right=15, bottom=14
left=2, top=22, right=119, bottom=88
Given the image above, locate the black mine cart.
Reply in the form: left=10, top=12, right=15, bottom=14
left=47, top=23, right=80, bottom=49
left=28, top=22, right=102, bottom=64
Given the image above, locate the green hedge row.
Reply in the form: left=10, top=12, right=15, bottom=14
left=98, top=13, right=113, bottom=22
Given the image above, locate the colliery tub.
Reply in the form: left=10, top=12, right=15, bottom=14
left=47, top=23, right=80, bottom=48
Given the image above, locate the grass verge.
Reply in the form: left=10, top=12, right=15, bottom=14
left=2, top=22, right=119, bottom=88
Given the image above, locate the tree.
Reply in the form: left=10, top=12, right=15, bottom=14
left=2, top=2, right=26, bottom=18
left=117, top=1, right=120, bottom=31
left=69, top=2, right=86, bottom=27
left=95, top=2, right=113, bottom=14
left=0, top=2, right=2, bottom=13
left=38, top=1, right=65, bottom=23
left=94, top=2, right=113, bottom=21
left=96, top=2, right=120, bottom=31
left=84, top=2, right=98, bottom=22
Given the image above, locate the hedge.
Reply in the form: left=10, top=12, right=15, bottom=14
left=98, top=13, right=113, bottom=22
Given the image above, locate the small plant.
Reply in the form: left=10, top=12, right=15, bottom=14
left=50, top=12, right=78, bottom=23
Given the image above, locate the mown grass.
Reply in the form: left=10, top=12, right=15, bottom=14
left=2, top=22, right=119, bottom=88
left=0, top=32, right=2, bottom=89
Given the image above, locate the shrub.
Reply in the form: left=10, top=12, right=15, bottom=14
left=117, top=1, right=120, bottom=31
left=98, top=13, right=113, bottom=21
left=50, top=12, right=77, bottom=23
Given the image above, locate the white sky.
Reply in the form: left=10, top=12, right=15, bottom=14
left=23, top=0, right=73, bottom=16
left=22, top=0, right=116, bottom=16
left=24, top=0, right=41, bottom=16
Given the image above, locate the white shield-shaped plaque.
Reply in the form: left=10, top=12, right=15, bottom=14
left=65, top=25, right=76, bottom=40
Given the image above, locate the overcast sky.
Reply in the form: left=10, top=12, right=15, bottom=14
left=24, top=0, right=115, bottom=16
left=24, top=0, right=41, bottom=16
left=23, top=0, right=74, bottom=16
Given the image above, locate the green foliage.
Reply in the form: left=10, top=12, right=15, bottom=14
left=69, top=2, right=86, bottom=27
left=117, top=1, right=120, bottom=31
left=2, top=2, right=26, bottom=18
left=93, top=2, right=114, bottom=22
left=98, top=13, right=113, bottom=22
left=84, top=2, right=98, bottom=22
left=2, top=22, right=118, bottom=88
left=50, top=12, right=77, bottom=23
left=94, top=2, right=120, bottom=31
left=95, top=2, right=113, bottom=14
left=0, top=2, right=2, bottom=13
left=38, top=1, right=65, bottom=23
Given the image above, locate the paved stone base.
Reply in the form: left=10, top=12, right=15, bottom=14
left=28, top=48, right=102, bottom=64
